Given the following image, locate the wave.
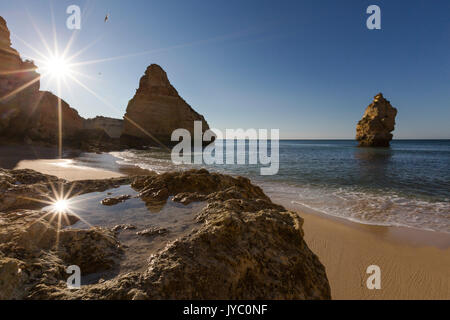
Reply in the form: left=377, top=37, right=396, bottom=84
left=260, top=182, right=450, bottom=233
left=109, top=149, right=450, bottom=234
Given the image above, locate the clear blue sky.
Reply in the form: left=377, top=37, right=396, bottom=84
left=1, top=0, right=449, bottom=139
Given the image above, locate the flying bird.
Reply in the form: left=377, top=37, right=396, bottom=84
left=104, top=14, right=109, bottom=23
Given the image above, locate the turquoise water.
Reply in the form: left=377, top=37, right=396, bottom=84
left=110, top=140, right=450, bottom=233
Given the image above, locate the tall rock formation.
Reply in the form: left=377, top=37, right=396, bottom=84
left=0, top=16, right=84, bottom=145
left=0, top=17, right=40, bottom=98
left=121, top=64, right=210, bottom=148
left=356, top=93, right=397, bottom=147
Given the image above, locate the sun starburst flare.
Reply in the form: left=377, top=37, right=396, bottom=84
left=52, top=199, right=69, bottom=214
left=5, top=3, right=261, bottom=157
left=18, top=179, right=97, bottom=249
left=41, top=55, right=73, bottom=80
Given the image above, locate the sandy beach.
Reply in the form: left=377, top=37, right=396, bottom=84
left=0, top=145, right=149, bottom=180
left=6, top=151, right=447, bottom=300
left=14, top=159, right=125, bottom=181
left=292, top=209, right=449, bottom=299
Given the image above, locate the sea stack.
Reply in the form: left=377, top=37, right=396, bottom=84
left=121, top=64, right=210, bottom=148
left=356, top=93, right=397, bottom=147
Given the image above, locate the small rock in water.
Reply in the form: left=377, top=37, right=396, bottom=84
left=172, top=192, right=206, bottom=205
left=356, top=93, right=397, bottom=147
left=111, top=224, right=137, bottom=232
left=136, top=227, right=169, bottom=237
left=101, top=194, right=132, bottom=206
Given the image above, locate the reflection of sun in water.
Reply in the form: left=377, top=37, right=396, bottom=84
left=52, top=199, right=69, bottom=213
left=19, top=180, right=96, bottom=249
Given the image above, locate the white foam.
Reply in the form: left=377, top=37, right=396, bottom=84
left=110, top=150, right=450, bottom=234
left=264, top=182, right=450, bottom=233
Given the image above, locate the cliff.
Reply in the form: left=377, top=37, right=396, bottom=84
left=0, top=16, right=84, bottom=145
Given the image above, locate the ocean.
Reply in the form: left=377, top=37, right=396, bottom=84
left=110, top=140, right=450, bottom=233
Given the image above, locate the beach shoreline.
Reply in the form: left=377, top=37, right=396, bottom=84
left=2, top=148, right=449, bottom=300
left=277, top=201, right=450, bottom=299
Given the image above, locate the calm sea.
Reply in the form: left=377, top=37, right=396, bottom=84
left=110, top=140, right=450, bottom=233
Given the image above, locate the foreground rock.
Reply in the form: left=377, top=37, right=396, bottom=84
left=121, top=64, right=210, bottom=148
left=0, top=169, right=331, bottom=299
left=356, top=93, right=398, bottom=147
left=0, top=210, right=122, bottom=299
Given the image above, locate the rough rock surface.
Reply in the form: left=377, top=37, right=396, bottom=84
left=0, top=209, right=123, bottom=300
left=0, top=168, right=331, bottom=300
left=121, top=64, right=210, bottom=148
left=356, top=93, right=398, bottom=147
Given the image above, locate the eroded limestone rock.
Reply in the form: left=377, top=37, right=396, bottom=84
left=0, top=169, right=331, bottom=300
left=356, top=93, right=397, bottom=147
left=0, top=210, right=122, bottom=299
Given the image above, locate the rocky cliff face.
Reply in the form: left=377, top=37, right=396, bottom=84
left=356, top=93, right=397, bottom=147
left=0, top=17, right=40, bottom=97
left=0, top=16, right=84, bottom=145
left=121, top=64, right=210, bottom=148
left=84, top=116, right=123, bottom=139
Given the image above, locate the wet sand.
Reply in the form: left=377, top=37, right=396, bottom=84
left=0, top=145, right=77, bottom=169
left=0, top=145, right=147, bottom=180
left=280, top=203, right=450, bottom=300
left=1, top=147, right=449, bottom=300
left=14, top=158, right=125, bottom=180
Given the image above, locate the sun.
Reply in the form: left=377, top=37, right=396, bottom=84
left=43, top=55, right=72, bottom=79
left=52, top=199, right=69, bottom=214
